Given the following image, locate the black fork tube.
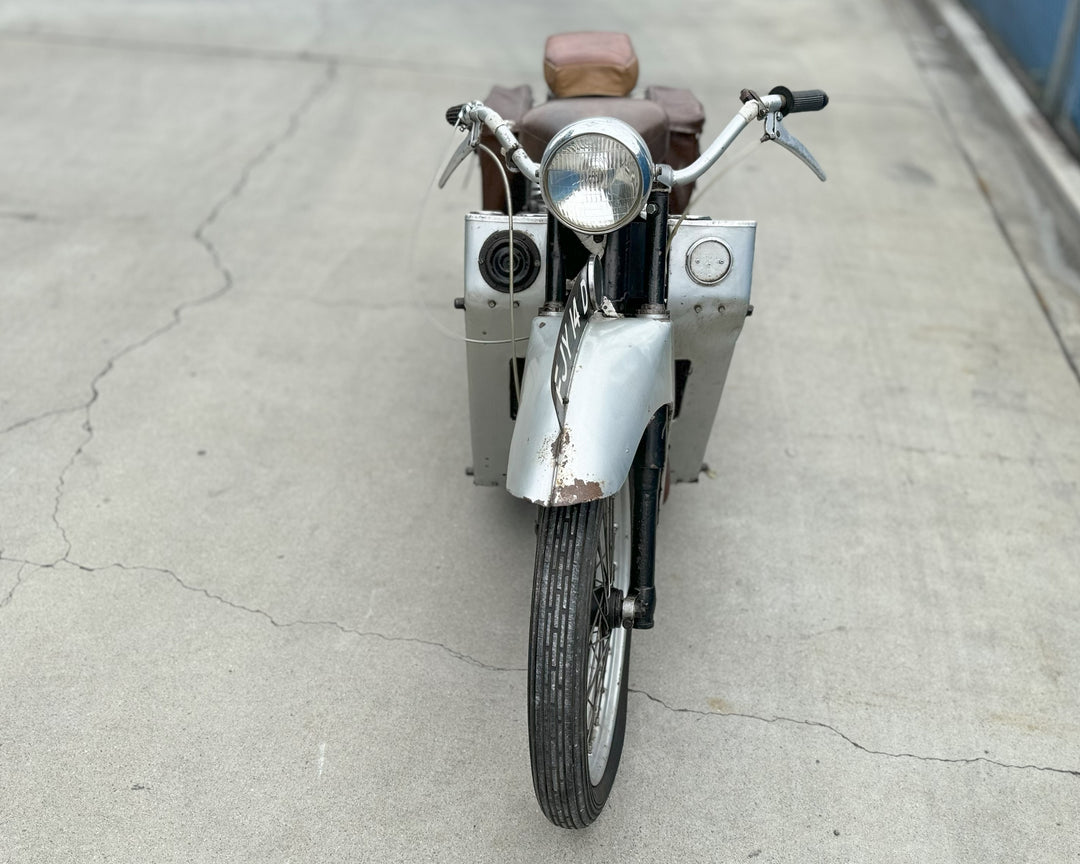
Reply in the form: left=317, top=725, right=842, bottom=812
left=643, top=188, right=670, bottom=306
left=629, top=406, right=669, bottom=629
left=628, top=188, right=671, bottom=629
left=544, top=212, right=566, bottom=306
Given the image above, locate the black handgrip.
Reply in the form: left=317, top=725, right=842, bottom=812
left=445, top=104, right=467, bottom=126
left=769, top=86, right=829, bottom=114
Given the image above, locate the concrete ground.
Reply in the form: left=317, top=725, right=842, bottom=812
left=2, top=0, right=1079, bottom=860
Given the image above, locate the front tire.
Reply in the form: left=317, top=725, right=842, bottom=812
left=528, top=483, right=632, bottom=828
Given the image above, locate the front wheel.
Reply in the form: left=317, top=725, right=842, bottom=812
left=528, top=483, right=632, bottom=828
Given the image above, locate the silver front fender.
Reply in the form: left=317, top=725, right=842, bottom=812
left=506, top=314, right=674, bottom=506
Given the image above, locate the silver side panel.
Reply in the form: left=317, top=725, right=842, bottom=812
left=462, top=212, right=548, bottom=486
left=462, top=213, right=755, bottom=490
left=667, top=219, right=756, bottom=482
left=506, top=315, right=674, bottom=507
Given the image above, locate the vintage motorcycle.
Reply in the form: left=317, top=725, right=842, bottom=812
left=439, top=32, right=827, bottom=827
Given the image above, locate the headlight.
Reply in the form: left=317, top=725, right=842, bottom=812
left=539, top=118, right=653, bottom=234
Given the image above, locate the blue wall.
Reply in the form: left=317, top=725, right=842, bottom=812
left=965, top=0, right=1067, bottom=84
left=1067, top=25, right=1080, bottom=133
left=964, top=0, right=1080, bottom=152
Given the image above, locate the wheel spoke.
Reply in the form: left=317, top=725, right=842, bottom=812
left=586, top=498, right=617, bottom=748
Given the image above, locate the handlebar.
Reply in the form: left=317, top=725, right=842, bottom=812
left=445, top=85, right=828, bottom=189
left=768, top=86, right=829, bottom=114
left=447, top=101, right=542, bottom=181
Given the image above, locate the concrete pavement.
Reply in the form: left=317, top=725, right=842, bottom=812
left=1, top=0, right=1079, bottom=860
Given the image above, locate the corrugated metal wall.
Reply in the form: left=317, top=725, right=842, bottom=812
left=963, top=0, right=1080, bottom=155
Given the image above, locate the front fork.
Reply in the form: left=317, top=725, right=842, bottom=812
left=542, top=189, right=673, bottom=630
left=628, top=405, right=669, bottom=629
left=629, top=188, right=670, bottom=629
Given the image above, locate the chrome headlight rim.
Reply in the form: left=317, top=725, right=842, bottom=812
left=539, top=117, right=654, bottom=235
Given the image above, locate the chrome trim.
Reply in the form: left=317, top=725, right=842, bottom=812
left=668, top=95, right=783, bottom=187
left=466, top=102, right=541, bottom=181
left=685, top=237, right=734, bottom=285
left=538, top=117, right=654, bottom=233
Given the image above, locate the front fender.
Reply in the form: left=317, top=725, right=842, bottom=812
left=507, top=315, right=674, bottom=506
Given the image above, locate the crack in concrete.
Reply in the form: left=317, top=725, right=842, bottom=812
left=193, top=59, right=338, bottom=296
left=0, top=60, right=511, bottom=681
left=143, top=561, right=521, bottom=673
left=0, top=559, right=31, bottom=609
left=7, top=545, right=1079, bottom=772
left=36, top=60, right=339, bottom=563
left=2, top=65, right=339, bottom=442
left=0, top=553, right=520, bottom=673
left=630, top=687, right=1080, bottom=780
left=151, top=563, right=524, bottom=673
left=1, top=405, right=86, bottom=437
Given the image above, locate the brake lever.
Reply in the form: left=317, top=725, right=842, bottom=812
left=438, top=134, right=474, bottom=189
left=761, top=111, right=827, bottom=182
left=438, top=112, right=483, bottom=189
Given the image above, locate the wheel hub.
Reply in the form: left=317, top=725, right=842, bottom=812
left=591, top=586, right=624, bottom=638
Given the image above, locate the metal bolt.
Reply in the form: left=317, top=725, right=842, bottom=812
left=488, top=299, right=496, bottom=308
left=694, top=304, right=703, bottom=313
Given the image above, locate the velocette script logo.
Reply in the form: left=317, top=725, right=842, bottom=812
left=551, top=258, right=600, bottom=426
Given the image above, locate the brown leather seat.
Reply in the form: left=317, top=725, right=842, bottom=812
left=518, top=97, right=670, bottom=163
left=476, top=32, right=704, bottom=214
left=544, top=32, right=638, bottom=98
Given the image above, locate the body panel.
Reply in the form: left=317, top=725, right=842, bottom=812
left=506, top=315, right=674, bottom=506
left=461, top=213, right=754, bottom=492
left=666, top=219, right=756, bottom=481
left=463, top=212, right=548, bottom=485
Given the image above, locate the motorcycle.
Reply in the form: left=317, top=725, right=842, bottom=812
left=439, top=32, right=828, bottom=828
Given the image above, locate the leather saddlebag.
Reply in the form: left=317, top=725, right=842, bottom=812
left=645, top=85, right=706, bottom=214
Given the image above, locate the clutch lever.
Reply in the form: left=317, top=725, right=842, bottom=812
left=438, top=107, right=483, bottom=189
left=761, top=111, right=827, bottom=181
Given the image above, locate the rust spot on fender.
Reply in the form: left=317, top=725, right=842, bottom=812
left=538, top=433, right=559, bottom=467
left=551, top=426, right=572, bottom=464
left=553, top=478, right=603, bottom=506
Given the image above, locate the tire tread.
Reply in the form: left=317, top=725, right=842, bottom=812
left=528, top=498, right=629, bottom=828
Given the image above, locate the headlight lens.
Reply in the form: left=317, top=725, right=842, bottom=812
left=540, top=119, right=653, bottom=234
